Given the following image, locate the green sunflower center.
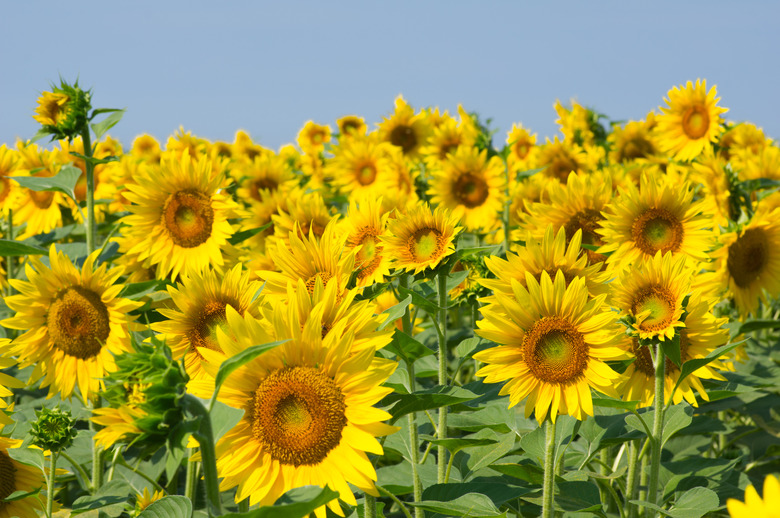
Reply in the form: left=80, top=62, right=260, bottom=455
left=252, top=366, right=347, bottom=466
left=390, top=125, right=417, bottom=154
left=514, top=140, right=531, bottom=159
left=188, top=300, right=233, bottom=353
left=0, top=449, right=16, bottom=504
left=631, top=285, right=676, bottom=333
left=632, top=208, right=684, bottom=255
left=47, top=286, right=110, bottom=360
left=727, top=227, right=768, bottom=288
left=162, top=189, right=215, bottom=248
left=453, top=172, right=489, bottom=208
left=523, top=317, right=589, bottom=384
left=408, top=227, right=445, bottom=263
left=682, top=105, right=710, bottom=139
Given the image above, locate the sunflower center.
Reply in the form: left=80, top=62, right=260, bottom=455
left=523, top=317, right=588, bottom=384
left=252, top=366, right=346, bottom=467
left=162, top=189, right=214, bottom=248
left=727, top=227, right=768, bottom=288
left=0, top=449, right=16, bottom=504
left=250, top=178, right=279, bottom=200
left=342, top=121, right=360, bottom=134
left=453, top=172, right=489, bottom=208
left=353, top=230, right=383, bottom=280
left=357, top=164, right=377, bottom=185
left=632, top=208, right=684, bottom=255
left=390, top=125, right=417, bottom=154
left=305, top=272, right=333, bottom=294
left=620, top=136, right=654, bottom=161
left=47, top=286, right=110, bottom=360
left=30, top=189, right=55, bottom=209
left=0, top=178, right=10, bottom=202
left=631, top=285, right=676, bottom=333
left=682, top=105, right=710, bottom=139
left=188, top=300, right=232, bottom=353
left=407, top=227, right=445, bottom=263
left=514, top=141, right=530, bottom=159
left=549, top=154, right=578, bottom=181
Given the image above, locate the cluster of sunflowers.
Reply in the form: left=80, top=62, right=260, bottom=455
left=0, top=78, right=779, bottom=517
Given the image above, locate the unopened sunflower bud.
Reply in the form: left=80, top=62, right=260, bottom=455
left=33, top=80, right=92, bottom=141
left=29, top=406, right=78, bottom=452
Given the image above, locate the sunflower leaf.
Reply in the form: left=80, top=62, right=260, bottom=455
left=671, top=341, right=743, bottom=398
left=662, top=333, right=682, bottom=368
left=136, top=495, right=192, bottom=518
left=387, top=330, right=434, bottom=363
left=221, top=486, right=339, bottom=518
left=90, top=109, right=126, bottom=140
left=738, top=319, right=780, bottom=334
left=398, top=285, right=441, bottom=315
left=1, top=488, right=42, bottom=502
left=408, top=492, right=506, bottom=518
left=0, top=239, right=47, bottom=256
left=228, top=222, right=272, bottom=245
left=378, top=295, right=412, bottom=330
left=385, top=386, right=480, bottom=422
left=9, top=164, right=82, bottom=201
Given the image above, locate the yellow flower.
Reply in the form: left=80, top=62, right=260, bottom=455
left=269, top=188, right=339, bottom=248
left=234, top=152, right=298, bottom=207
left=342, top=197, right=392, bottom=286
left=297, top=121, right=332, bottom=154
left=336, top=115, right=367, bottom=138
left=32, top=91, right=70, bottom=127
left=0, top=437, right=48, bottom=518
left=1, top=247, right=141, bottom=399
left=727, top=474, right=780, bottom=518
left=537, top=137, right=589, bottom=181
left=475, top=271, right=628, bottom=424
left=420, top=115, right=478, bottom=170
left=608, top=113, right=659, bottom=164
left=0, top=144, right=21, bottom=212
left=656, top=79, right=728, bottom=161
left=131, top=134, right=162, bottom=163
left=134, top=487, right=166, bottom=515
left=91, top=404, right=145, bottom=449
left=381, top=201, right=462, bottom=274
left=378, top=95, right=431, bottom=160
left=0, top=339, right=24, bottom=427
left=188, top=308, right=397, bottom=516
left=326, top=136, right=396, bottom=201
left=506, top=123, right=539, bottom=174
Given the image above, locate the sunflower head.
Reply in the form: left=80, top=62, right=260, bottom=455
left=336, top=115, right=367, bottom=138
left=297, top=121, right=332, bottom=154
left=29, top=406, right=78, bottom=453
left=33, top=79, right=91, bottom=140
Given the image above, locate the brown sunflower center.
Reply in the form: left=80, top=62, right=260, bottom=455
left=620, top=136, right=655, bottom=162
left=30, top=189, right=55, bottom=209
left=631, top=285, right=677, bottom=333
left=407, top=227, right=445, bottom=263
left=632, top=208, right=684, bottom=255
left=250, top=177, right=279, bottom=201
left=453, top=172, right=489, bottom=208
left=548, top=154, right=578, bottom=181
left=162, top=189, right=214, bottom=248
left=0, top=449, right=16, bottom=504
left=251, top=366, right=346, bottom=466
left=47, top=286, right=110, bottom=360
left=514, top=140, right=531, bottom=159
left=523, top=316, right=588, bottom=384
left=341, top=120, right=360, bottom=134
left=0, top=177, right=11, bottom=203
left=352, top=229, right=383, bottom=280
left=187, top=300, right=234, bottom=353
left=390, top=125, right=417, bottom=154
left=305, top=272, right=333, bottom=294
left=727, top=227, right=768, bottom=288
left=357, top=164, right=377, bottom=185
left=682, top=105, right=710, bottom=139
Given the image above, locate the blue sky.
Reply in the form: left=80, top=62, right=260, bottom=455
left=3, top=1, right=778, bottom=150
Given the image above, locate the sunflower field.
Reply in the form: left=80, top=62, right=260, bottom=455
left=0, top=78, right=779, bottom=518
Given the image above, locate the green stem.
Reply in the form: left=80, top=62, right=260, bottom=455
left=647, top=342, right=666, bottom=511
left=80, top=127, right=96, bottom=254
left=377, top=485, right=414, bottom=518
left=181, top=394, right=222, bottom=516
left=542, top=420, right=557, bottom=518
left=5, top=209, right=13, bottom=298
left=185, top=451, right=199, bottom=503
left=106, top=446, right=121, bottom=482
left=365, top=495, right=377, bottom=518
left=46, top=452, right=58, bottom=518
left=90, top=398, right=104, bottom=494
left=437, top=272, right=449, bottom=484
left=638, top=448, right=648, bottom=510
left=115, top=456, right=165, bottom=492
left=625, top=440, right=640, bottom=518
left=59, top=451, right=92, bottom=489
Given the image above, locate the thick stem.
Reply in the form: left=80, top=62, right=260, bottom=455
left=625, top=440, right=640, bottom=518
left=90, top=397, right=104, bottom=493
left=185, top=451, right=199, bottom=503
left=542, top=420, right=557, bottom=518
left=647, top=342, right=666, bottom=510
left=46, top=452, right=58, bottom=518
left=365, top=495, right=377, bottom=518
left=181, top=394, right=222, bottom=516
left=437, top=272, right=448, bottom=484
left=80, top=128, right=96, bottom=254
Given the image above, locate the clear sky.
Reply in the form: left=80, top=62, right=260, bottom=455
left=2, top=1, right=778, bottom=150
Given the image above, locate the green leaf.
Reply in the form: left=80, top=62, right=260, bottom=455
left=591, top=397, right=639, bottom=411
left=209, top=340, right=288, bottom=411
left=1, top=488, right=41, bottom=502
left=738, top=319, right=780, bottom=334
left=210, top=400, right=245, bottom=442
left=555, top=480, right=604, bottom=513
left=221, top=486, right=339, bottom=518
left=0, top=239, right=47, bottom=256
left=228, top=222, right=272, bottom=245
left=463, top=431, right=516, bottom=480
left=516, top=166, right=546, bottom=181
left=10, top=164, right=82, bottom=201
left=661, top=403, right=693, bottom=446
left=671, top=341, right=742, bottom=397
left=398, top=285, right=441, bottom=315
left=419, top=435, right=498, bottom=453
left=387, top=330, right=434, bottom=363
left=455, top=337, right=490, bottom=359
left=422, top=482, right=532, bottom=508
left=409, top=492, right=507, bottom=518
left=378, top=296, right=412, bottom=331
left=662, top=333, right=682, bottom=368
left=90, top=109, right=126, bottom=140
left=455, top=245, right=502, bottom=261
left=6, top=447, right=45, bottom=471
left=137, top=495, right=192, bottom=518
left=489, top=463, right=545, bottom=485
left=119, top=279, right=168, bottom=299
left=385, top=386, right=480, bottom=421
left=72, top=480, right=133, bottom=516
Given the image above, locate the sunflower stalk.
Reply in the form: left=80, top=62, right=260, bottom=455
left=45, top=452, right=58, bottom=518
left=80, top=126, right=96, bottom=254
left=542, top=419, right=557, bottom=518
left=625, top=440, right=640, bottom=518
left=364, top=495, right=377, bottom=518
left=646, top=341, right=666, bottom=513
left=5, top=209, right=13, bottom=298
left=436, top=271, right=449, bottom=484
left=181, top=394, right=222, bottom=517
left=185, top=453, right=199, bottom=504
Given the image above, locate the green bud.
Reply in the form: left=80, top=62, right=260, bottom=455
left=29, top=407, right=78, bottom=452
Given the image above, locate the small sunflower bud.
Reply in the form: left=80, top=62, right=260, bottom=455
left=29, top=407, right=78, bottom=452
left=33, top=80, right=92, bottom=141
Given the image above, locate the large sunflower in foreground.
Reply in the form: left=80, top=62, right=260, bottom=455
left=475, top=271, right=628, bottom=424
left=704, top=208, right=780, bottom=318
left=620, top=291, right=728, bottom=407
left=597, top=172, right=714, bottom=272
left=427, top=146, right=506, bottom=232
left=727, top=474, right=780, bottom=518
left=152, top=264, right=263, bottom=379
left=655, top=79, right=728, bottom=162
left=0, top=437, right=47, bottom=518
left=1, top=247, right=141, bottom=399
left=381, top=202, right=462, bottom=274
left=120, top=152, right=239, bottom=280
left=189, top=308, right=397, bottom=516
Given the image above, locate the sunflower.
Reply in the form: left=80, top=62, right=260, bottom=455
left=0, top=144, right=21, bottom=212
left=690, top=152, right=733, bottom=227
left=620, top=290, right=728, bottom=407
left=0, top=340, right=24, bottom=427
left=1, top=247, right=141, bottom=399
left=336, top=115, right=367, bottom=138
left=704, top=208, right=780, bottom=317
left=420, top=116, right=477, bottom=170
left=0, top=437, right=48, bottom=518
left=740, top=145, right=780, bottom=182
left=188, top=307, right=397, bottom=516
left=536, top=137, right=590, bottom=182
left=32, top=91, right=70, bottom=127
left=119, top=151, right=239, bottom=280
left=554, top=100, right=601, bottom=146
left=152, top=264, right=263, bottom=379
left=475, top=271, right=628, bottom=424
left=427, top=146, right=506, bottom=232
left=607, top=113, right=659, bottom=164
left=655, top=79, right=728, bottom=162
left=506, top=123, right=539, bottom=174
left=481, top=226, right=611, bottom=307
left=234, top=152, right=298, bottom=208
left=720, top=122, right=769, bottom=169
left=611, top=251, right=690, bottom=342
left=134, top=487, right=166, bottom=515
left=165, top=127, right=210, bottom=160
left=131, top=134, right=162, bottom=163
left=727, top=474, right=780, bottom=518
left=381, top=201, right=462, bottom=274
left=597, top=172, right=715, bottom=272
left=326, top=136, right=395, bottom=201
left=378, top=95, right=432, bottom=160
left=91, top=398, right=145, bottom=449
left=341, top=197, right=391, bottom=286
left=297, top=121, right=332, bottom=154
left=270, top=188, right=338, bottom=248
